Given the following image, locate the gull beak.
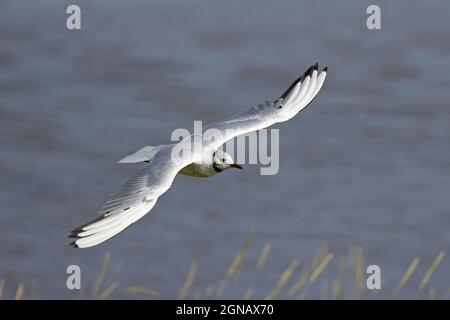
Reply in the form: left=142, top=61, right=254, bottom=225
left=230, top=163, right=243, bottom=170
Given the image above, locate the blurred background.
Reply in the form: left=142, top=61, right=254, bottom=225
left=0, top=0, right=449, bottom=299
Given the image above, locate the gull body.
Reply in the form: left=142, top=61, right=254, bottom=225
left=179, top=150, right=242, bottom=177
left=70, top=63, right=328, bottom=248
left=179, top=162, right=217, bottom=177
left=119, top=147, right=240, bottom=177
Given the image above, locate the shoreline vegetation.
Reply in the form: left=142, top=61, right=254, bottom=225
left=1, top=231, right=446, bottom=300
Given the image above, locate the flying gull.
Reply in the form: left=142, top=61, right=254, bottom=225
left=69, top=63, right=328, bottom=248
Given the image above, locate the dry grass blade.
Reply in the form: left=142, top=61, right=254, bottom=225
left=204, top=285, right=215, bottom=298
left=257, top=243, right=271, bottom=269
left=418, top=251, right=445, bottom=291
left=127, top=286, right=159, bottom=299
left=265, top=259, right=300, bottom=300
left=395, top=257, right=420, bottom=292
left=178, top=262, right=198, bottom=300
left=92, top=252, right=111, bottom=298
left=352, top=248, right=365, bottom=294
left=99, top=281, right=118, bottom=300
left=288, top=264, right=309, bottom=296
left=215, top=230, right=255, bottom=298
left=311, top=244, right=328, bottom=270
left=226, top=230, right=255, bottom=278
left=215, top=280, right=227, bottom=298
left=331, top=256, right=346, bottom=299
left=14, top=283, right=25, bottom=300
left=310, top=253, right=334, bottom=284
left=242, top=243, right=272, bottom=300
left=30, top=280, right=37, bottom=300
left=226, top=253, right=245, bottom=279
left=243, top=287, right=254, bottom=300
left=0, top=279, right=5, bottom=299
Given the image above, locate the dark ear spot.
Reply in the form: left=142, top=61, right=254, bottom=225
left=213, top=151, right=216, bottom=157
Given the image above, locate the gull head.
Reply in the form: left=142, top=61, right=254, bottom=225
left=212, top=150, right=243, bottom=173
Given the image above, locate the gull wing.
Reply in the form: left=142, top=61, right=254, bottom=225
left=118, top=144, right=172, bottom=163
left=69, top=146, right=194, bottom=248
left=204, top=63, right=327, bottom=150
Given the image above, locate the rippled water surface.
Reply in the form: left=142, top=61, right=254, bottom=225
left=0, top=0, right=449, bottom=299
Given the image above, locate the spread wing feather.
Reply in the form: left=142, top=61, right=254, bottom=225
left=204, top=63, right=327, bottom=150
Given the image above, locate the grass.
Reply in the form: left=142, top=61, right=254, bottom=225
left=0, top=233, right=447, bottom=300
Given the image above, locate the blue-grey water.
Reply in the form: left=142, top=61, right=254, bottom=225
left=0, top=0, right=449, bottom=299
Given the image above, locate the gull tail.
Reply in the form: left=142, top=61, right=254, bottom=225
left=69, top=198, right=157, bottom=248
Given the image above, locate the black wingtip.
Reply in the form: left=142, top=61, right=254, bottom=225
left=323, top=66, right=328, bottom=72
left=70, top=214, right=105, bottom=234
left=279, top=63, right=320, bottom=100
left=69, top=240, right=79, bottom=248
left=70, top=227, right=81, bottom=234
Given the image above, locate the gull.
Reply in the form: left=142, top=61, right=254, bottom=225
left=69, top=63, right=328, bottom=248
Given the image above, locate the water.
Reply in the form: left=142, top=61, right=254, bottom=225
left=0, top=0, right=449, bottom=299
